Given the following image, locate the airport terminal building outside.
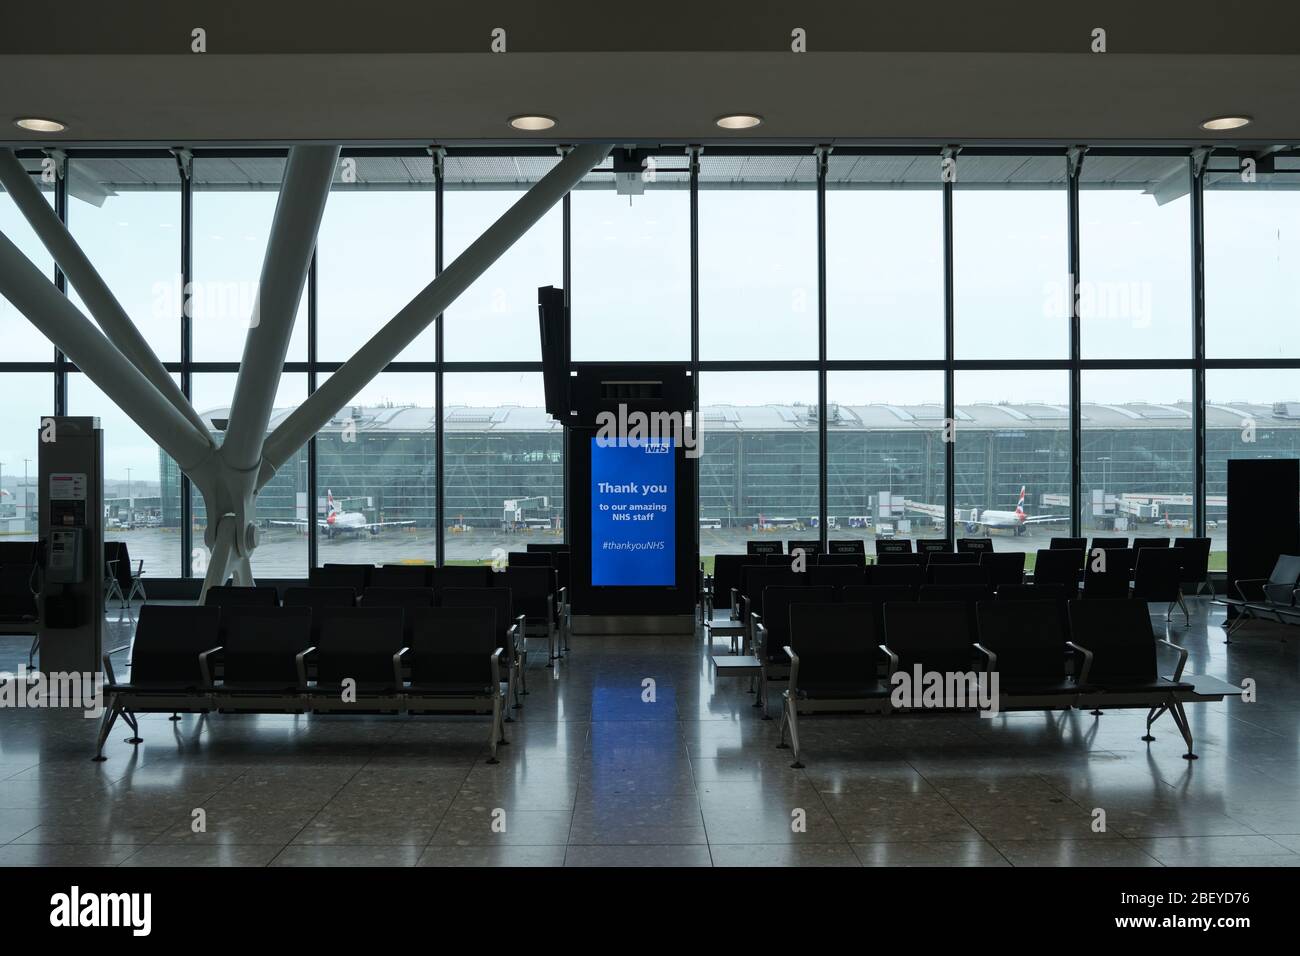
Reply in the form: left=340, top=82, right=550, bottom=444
left=146, top=399, right=1300, bottom=570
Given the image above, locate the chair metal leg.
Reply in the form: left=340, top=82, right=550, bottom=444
left=122, top=708, right=143, bottom=745
left=27, top=633, right=38, bottom=669
left=786, top=699, right=803, bottom=769
left=777, top=694, right=790, bottom=749
left=1178, top=593, right=1190, bottom=627
left=92, top=695, right=121, bottom=761
left=1170, top=699, right=1197, bottom=760
left=1142, top=703, right=1168, bottom=742
left=487, top=695, right=502, bottom=764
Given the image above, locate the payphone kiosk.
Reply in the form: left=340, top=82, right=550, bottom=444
left=36, top=417, right=104, bottom=676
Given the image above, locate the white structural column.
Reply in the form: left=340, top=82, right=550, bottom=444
left=259, top=142, right=612, bottom=484
left=197, top=145, right=339, bottom=598
left=0, top=229, right=214, bottom=471
left=0, top=141, right=610, bottom=601
left=0, top=149, right=211, bottom=439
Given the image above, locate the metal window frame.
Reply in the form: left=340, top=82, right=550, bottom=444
left=14, top=143, right=1299, bottom=581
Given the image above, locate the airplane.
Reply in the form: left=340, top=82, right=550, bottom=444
left=269, top=490, right=416, bottom=539
left=964, top=486, right=1068, bottom=535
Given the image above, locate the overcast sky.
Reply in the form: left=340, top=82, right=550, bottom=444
left=1, top=172, right=1298, bottom=487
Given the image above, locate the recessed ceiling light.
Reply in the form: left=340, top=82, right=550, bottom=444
left=716, top=114, right=763, bottom=130
left=14, top=117, right=66, bottom=133
left=1201, top=115, right=1252, bottom=131
left=509, top=115, right=556, bottom=131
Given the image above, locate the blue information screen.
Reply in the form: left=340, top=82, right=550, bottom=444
left=590, top=437, right=675, bottom=587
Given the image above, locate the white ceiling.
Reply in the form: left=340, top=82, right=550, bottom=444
left=3, top=1, right=1299, bottom=146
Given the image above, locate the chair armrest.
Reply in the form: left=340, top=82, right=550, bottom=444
left=1234, top=577, right=1268, bottom=603
left=754, top=621, right=767, bottom=654
left=392, top=646, right=409, bottom=688
left=547, top=593, right=555, bottom=624
left=783, top=645, right=800, bottom=696
left=557, top=586, right=567, bottom=606
left=101, top=653, right=118, bottom=686
left=972, top=642, right=997, bottom=673
left=878, top=643, right=899, bottom=676
left=133, top=560, right=144, bottom=577
left=197, top=645, right=224, bottom=687
left=294, top=646, right=317, bottom=689
left=1065, top=641, right=1093, bottom=686
left=729, top=588, right=740, bottom=620
left=490, top=647, right=504, bottom=688
left=1157, top=638, right=1189, bottom=682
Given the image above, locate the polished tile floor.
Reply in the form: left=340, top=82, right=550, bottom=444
left=0, top=598, right=1297, bottom=867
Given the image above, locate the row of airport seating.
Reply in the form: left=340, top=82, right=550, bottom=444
left=747, top=580, right=1158, bottom=715
left=771, top=597, right=1240, bottom=766
left=1215, top=553, right=1300, bottom=639
left=96, top=602, right=513, bottom=762
left=710, top=546, right=1200, bottom=646
left=740, top=535, right=1202, bottom=557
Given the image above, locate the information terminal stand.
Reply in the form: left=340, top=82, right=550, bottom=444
left=566, top=366, right=696, bottom=635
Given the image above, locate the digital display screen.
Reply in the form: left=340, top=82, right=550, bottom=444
left=590, top=437, right=675, bottom=587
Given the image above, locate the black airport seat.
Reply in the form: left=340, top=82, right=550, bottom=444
left=504, top=565, right=560, bottom=663
left=370, top=564, right=432, bottom=589
left=104, top=541, right=148, bottom=610
left=875, top=552, right=924, bottom=567
left=809, top=564, right=868, bottom=590
left=817, top=552, right=867, bottom=567
left=738, top=565, right=802, bottom=631
left=1133, top=537, right=1171, bottom=551
left=405, top=607, right=509, bottom=763
left=94, top=604, right=224, bottom=760
left=1090, top=537, right=1129, bottom=552
left=440, top=586, right=524, bottom=706
left=825, top=540, right=866, bottom=556
left=842, top=584, right=918, bottom=606
left=875, top=540, right=914, bottom=555
left=1049, top=537, right=1086, bottom=551
left=881, top=601, right=976, bottom=683
left=928, top=563, right=989, bottom=587
left=1081, top=548, right=1134, bottom=599
left=284, top=586, right=357, bottom=611
left=0, top=564, right=38, bottom=626
left=753, top=585, right=836, bottom=715
left=216, top=607, right=314, bottom=706
left=1032, top=548, right=1084, bottom=591
left=1173, top=537, right=1212, bottom=595
left=927, top=551, right=979, bottom=566
left=1217, top=553, right=1300, bottom=638
left=919, top=584, right=990, bottom=604
left=787, top=540, right=823, bottom=558
left=708, top=554, right=748, bottom=616
left=746, top=540, right=784, bottom=556
left=312, top=563, right=371, bottom=592
left=868, top=563, right=924, bottom=588
left=778, top=602, right=890, bottom=767
left=996, top=582, right=1069, bottom=602
left=956, top=538, right=994, bottom=555
left=764, top=552, right=796, bottom=565
left=204, top=585, right=279, bottom=608
left=979, top=551, right=1026, bottom=589
left=1132, top=547, right=1190, bottom=626
left=432, top=565, right=491, bottom=592
left=361, top=586, right=436, bottom=611
left=361, top=587, right=435, bottom=645
left=916, top=539, right=949, bottom=558
left=306, top=607, right=406, bottom=706
left=508, top=550, right=553, bottom=567
left=284, top=586, right=358, bottom=644
left=974, top=600, right=1079, bottom=700
left=1067, top=599, right=1199, bottom=757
